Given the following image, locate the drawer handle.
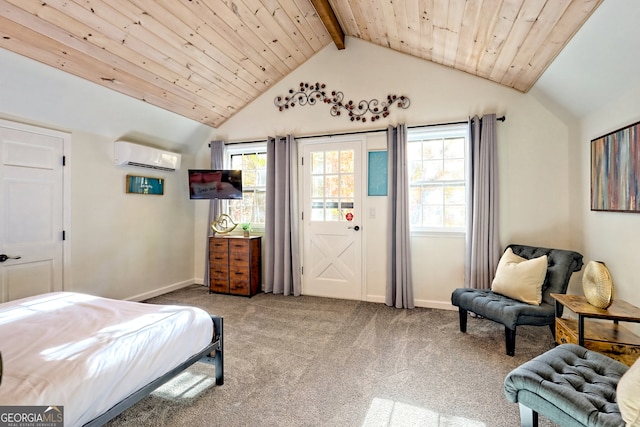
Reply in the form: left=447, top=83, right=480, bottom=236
left=234, top=272, right=244, bottom=276
left=214, top=257, right=224, bottom=260
left=234, top=258, right=243, bottom=262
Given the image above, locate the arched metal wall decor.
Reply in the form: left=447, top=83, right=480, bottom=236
left=274, top=82, right=410, bottom=123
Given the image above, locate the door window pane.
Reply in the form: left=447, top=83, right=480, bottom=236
left=325, top=151, right=339, bottom=173
left=311, top=152, right=324, bottom=174
left=312, top=176, right=324, bottom=197
left=340, top=150, right=354, bottom=173
left=325, top=175, right=339, bottom=198
left=309, top=148, right=355, bottom=222
left=340, top=175, right=354, bottom=198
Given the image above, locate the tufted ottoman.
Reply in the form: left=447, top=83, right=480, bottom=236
left=504, top=344, right=627, bottom=427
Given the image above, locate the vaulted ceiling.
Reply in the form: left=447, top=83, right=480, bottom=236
left=0, top=0, right=602, bottom=128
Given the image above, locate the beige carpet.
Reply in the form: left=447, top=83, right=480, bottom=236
left=105, top=285, right=557, bottom=427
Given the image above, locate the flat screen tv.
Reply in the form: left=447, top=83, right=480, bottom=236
left=188, top=169, right=243, bottom=200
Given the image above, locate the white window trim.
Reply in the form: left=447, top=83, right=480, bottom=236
left=408, top=123, right=468, bottom=234
left=226, top=142, right=267, bottom=232
left=408, top=123, right=468, bottom=141
left=225, top=141, right=266, bottom=157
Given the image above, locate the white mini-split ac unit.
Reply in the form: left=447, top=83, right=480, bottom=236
left=114, top=141, right=181, bottom=171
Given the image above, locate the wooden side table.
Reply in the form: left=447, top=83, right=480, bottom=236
left=551, top=293, right=640, bottom=366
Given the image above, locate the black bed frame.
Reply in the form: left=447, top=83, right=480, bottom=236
left=83, top=315, right=224, bottom=427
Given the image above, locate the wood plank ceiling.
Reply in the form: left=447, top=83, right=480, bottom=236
left=0, top=0, right=602, bottom=128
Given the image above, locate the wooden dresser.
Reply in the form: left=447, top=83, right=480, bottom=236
left=209, top=235, right=262, bottom=297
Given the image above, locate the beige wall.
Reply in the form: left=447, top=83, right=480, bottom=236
left=578, top=84, right=640, bottom=317
left=68, top=131, right=198, bottom=300
left=0, top=48, right=209, bottom=301
left=209, top=37, right=577, bottom=308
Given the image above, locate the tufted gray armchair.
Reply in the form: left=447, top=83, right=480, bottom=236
left=451, top=244, right=583, bottom=356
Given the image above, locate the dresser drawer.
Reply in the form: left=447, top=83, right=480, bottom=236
left=230, top=272, right=250, bottom=295
left=230, top=265, right=249, bottom=280
left=230, top=280, right=249, bottom=295
left=209, top=277, right=229, bottom=293
left=229, top=240, right=249, bottom=253
left=210, top=265, right=229, bottom=279
left=229, top=252, right=249, bottom=267
left=210, top=250, right=229, bottom=265
left=210, top=239, right=229, bottom=252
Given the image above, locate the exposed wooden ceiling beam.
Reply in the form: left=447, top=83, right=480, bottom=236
left=310, top=0, right=345, bottom=50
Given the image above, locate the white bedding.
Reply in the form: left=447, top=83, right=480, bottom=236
left=0, top=292, right=214, bottom=427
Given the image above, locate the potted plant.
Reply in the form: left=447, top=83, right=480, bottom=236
left=240, top=222, right=252, bottom=237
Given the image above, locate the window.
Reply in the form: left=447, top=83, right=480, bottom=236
left=408, top=124, right=468, bottom=232
left=227, top=146, right=267, bottom=228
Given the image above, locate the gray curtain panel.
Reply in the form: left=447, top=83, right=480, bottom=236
left=464, top=114, right=501, bottom=289
left=264, top=135, right=301, bottom=296
left=386, top=124, right=414, bottom=309
left=203, top=140, right=226, bottom=287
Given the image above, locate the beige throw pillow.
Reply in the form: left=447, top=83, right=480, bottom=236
left=491, top=248, right=548, bottom=305
left=618, top=357, right=640, bottom=426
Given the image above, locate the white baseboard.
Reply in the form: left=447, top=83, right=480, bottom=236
left=136, top=282, right=458, bottom=312
left=126, top=279, right=198, bottom=302
left=366, top=294, right=456, bottom=311
left=414, top=299, right=456, bottom=311
left=365, top=295, right=386, bottom=304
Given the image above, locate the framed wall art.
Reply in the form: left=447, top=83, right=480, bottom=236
left=591, top=120, right=640, bottom=212
left=126, top=175, right=164, bottom=195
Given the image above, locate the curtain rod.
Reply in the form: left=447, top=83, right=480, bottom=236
left=215, top=115, right=505, bottom=146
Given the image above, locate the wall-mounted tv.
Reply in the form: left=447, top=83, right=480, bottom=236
left=188, top=169, right=243, bottom=200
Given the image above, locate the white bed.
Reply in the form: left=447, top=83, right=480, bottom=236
left=0, top=292, right=223, bottom=426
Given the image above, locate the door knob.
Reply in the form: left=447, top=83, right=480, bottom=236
left=347, top=225, right=360, bottom=231
left=0, top=254, right=21, bottom=263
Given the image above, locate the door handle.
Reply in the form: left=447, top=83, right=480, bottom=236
left=347, top=225, right=360, bottom=231
left=0, top=254, right=21, bottom=263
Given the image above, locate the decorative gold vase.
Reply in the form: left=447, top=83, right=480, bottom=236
left=582, top=261, right=613, bottom=309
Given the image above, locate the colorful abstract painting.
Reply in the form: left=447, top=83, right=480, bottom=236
left=591, top=121, right=640, bottom=212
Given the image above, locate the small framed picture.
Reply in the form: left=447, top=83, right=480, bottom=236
left=126, top=175, right=164, bottom=195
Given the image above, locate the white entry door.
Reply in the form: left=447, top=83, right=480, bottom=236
left=0, top=120, right=66, bottom=302
left=302, top=138, right=363, bottom=300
